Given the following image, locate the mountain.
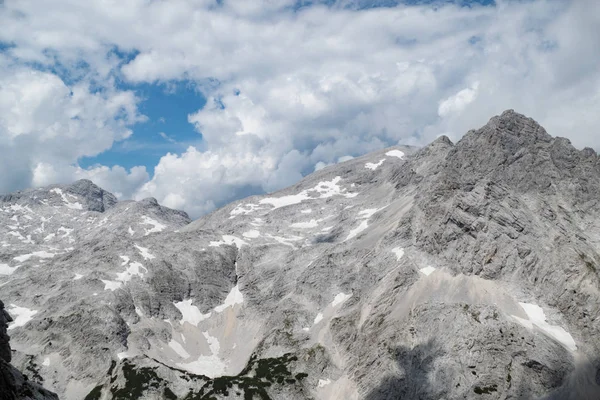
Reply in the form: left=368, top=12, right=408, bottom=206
left=1, top=110, right=599, bottom=399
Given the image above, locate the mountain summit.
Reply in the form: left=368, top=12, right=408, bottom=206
left=1, top=111, right=599, bottom=400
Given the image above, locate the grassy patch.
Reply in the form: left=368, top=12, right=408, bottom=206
left=474, top=384, right=498, bottom=395
left=184, top=352, right=307, bottom=400
left=110, top=361, right=165, bottom=399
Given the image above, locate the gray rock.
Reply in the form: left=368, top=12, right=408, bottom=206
left=1, top=110, right=600, bottom=399
left=0, top=300, right=58, bottom=400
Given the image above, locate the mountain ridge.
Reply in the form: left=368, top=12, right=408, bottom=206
left=1, top=110, right=600, bottom=399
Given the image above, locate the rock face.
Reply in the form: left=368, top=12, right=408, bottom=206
left=1, top=300, right=58, bottom=400
left=1, top=110, right=600, bottom=399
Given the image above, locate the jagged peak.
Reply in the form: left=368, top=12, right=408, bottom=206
left=431, top=135, right=454, bottom=147
left=478, top=109, right=553, bottom=144
left=139, top=197, right=159, bottom=206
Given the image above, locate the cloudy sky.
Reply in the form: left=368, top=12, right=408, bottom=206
left=0, top=0, right=598, bottom=217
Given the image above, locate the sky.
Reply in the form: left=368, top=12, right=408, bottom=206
left=0, top=0, right=599, bottom=218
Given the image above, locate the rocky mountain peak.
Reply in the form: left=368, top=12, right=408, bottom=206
left=484, top=109, right=553, bottom=142
left=63, top=179, right=118, bottom=212
left=436, top=110, right=600, bottom=200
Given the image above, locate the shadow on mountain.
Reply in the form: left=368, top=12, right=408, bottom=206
left=365, top=336, right=600, bottom=400
left=538, top=354, right=600, bottom=400
left=364, top=339, right=442, bottom=400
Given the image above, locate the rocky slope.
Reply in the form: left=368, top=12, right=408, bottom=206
left=1, top=300, right=58, bottom=399
left=1, top=110, right=599, bottom=399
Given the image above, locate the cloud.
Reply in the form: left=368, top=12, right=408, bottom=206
left=159, top=132, right=177, bottom=143
left=438, top=82, right=480, bottom=118
left=1, top=0, right=599, bottom=217
left=0, top=60, right=146, bottom=195
left=32, top=163, right=149, bottom=200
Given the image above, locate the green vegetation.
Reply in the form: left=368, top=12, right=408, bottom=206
left=474, top=384, right=498, bottom=395
left=110, top=361, right=166, bottom=399
left=24, top=355, right=44, bottom=383
left=84, top=351, right=309, bottom=400
left=185, top=352, right=308, bottom=400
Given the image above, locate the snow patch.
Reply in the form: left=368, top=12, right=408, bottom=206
left=42, top=357, right=50, bottom=367
left=259, top=192, right=311, bottom=209
left=169, top=339, right=191, bottom=359
left=13, top=251, right=55, bottom=262
left=128, top=226, right=135, bottom=236
left=300, top=209, right=312, bottom=214
left=267, top=234, right=303, bottom=248
left=318, top=379, right=332, bottom=388
left=58, top=227, right=73, bottom=237
left=365, top=159, right=386, bottom=170
left=290, top=219, right=319, bottom=229
left=259, top=176, right=356, bottom=210
left=230, top=203, right=262, bottom=217
left=420, top=266, right=436, bottom=276
left=174, top=299, right=211, bottom=326
left=176, top=331, right=225, bottom=378
left=385, top=149, right=405, bottom=159
left=214, top=285, right=244, bottom=313
left=513, top=303, right=577, bottom=352
left=345, top=207, right=384, bottom=241
left=101, top=280, right=122, bottom=291
left=6, top=231, right=34, bottom=244
left=392, top=247, right=405, bottom=260
left=50, top=188, right=83, bottom=209
left=7, top=305, right=38, bottom=330
left=0, top=263, right=19, bottom=275
left=115, top=261, right=147, bottom=282
left=209, top=235, right=247, bottom=248
left=242, top=230, right=260, bottom=239
left=141, top=216, right=166, bottom=235
left=331, top=292, right=352, bottom=307
left=313, top=313, right=324, bottom=325
left=73, top=273, right=84, bottom=280
left=357, top=208, right=380, bottom=219
left=345, top=220, right=369, bottom=241
left=134, top=245, right=155, bottom=260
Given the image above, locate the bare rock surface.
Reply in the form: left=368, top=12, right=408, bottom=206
left=1, top=300, right=58, bottom=400
left=1, top=110, right=600, bottom=399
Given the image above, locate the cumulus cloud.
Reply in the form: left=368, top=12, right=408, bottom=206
left=32, top=163, right=149, bottom=200
left=1, top=0, right=599, bottom=217
left=438, top=82, right=480, bottom=118
left=0, top=60, right=146, bottom=195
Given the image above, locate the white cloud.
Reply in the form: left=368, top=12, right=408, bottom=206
left=31, top=163, right=149, bottom=199
left=438, top=82, right=480, bottom=118
left=0, top=0, right=599, bottom=217
left=0, top=62, right=146, bottom=195
left=159, top=132, right=177, bottom=143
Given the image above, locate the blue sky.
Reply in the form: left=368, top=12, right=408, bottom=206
left=81, top=0, right=497, bottom=177
left=79, top=82, right=206, bottom=172
left=0, top=0, right=598, bottom=217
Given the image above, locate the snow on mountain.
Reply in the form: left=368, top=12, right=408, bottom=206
left=1, top=110, right=600, bottom=400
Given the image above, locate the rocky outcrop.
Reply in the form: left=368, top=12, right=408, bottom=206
left=1, top=300, right=12, bottom=363
left=0, top=300, right=58, bottom=400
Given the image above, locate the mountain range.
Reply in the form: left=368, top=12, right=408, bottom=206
left=1, top=110, right=599, bottom=399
